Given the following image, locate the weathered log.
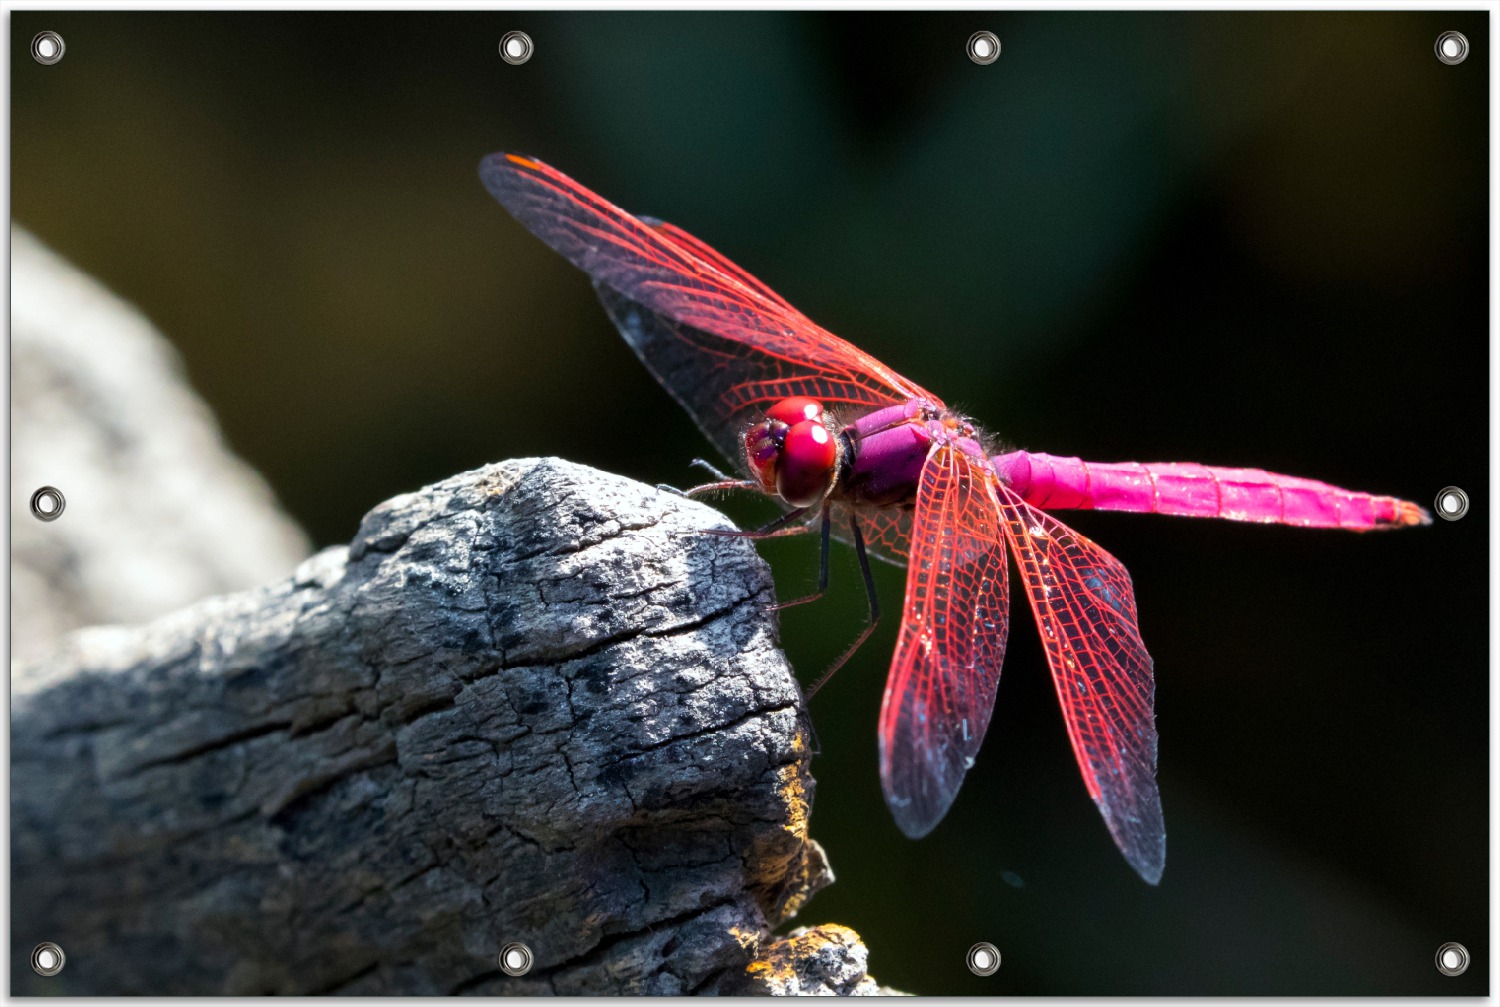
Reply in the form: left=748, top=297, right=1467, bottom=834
left=12, top=457, right=893, bottom=995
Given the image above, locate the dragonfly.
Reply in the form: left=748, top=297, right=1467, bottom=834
left=479, top=152, right=1430, bottom=884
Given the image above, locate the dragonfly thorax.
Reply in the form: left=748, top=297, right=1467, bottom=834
left=744, top=396, right=840, bottom=508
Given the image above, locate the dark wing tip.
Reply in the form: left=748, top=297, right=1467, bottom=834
left=882, top=749, right=966, bottom=841
left=887, top=795, right=947, bottom=840
left=1131, top=837, right=1166, bottom=885
left=1097, top=792, right=1166, bottom=885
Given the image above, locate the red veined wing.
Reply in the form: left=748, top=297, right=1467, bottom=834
left=641, top=216, right=798, bottom=314
left=480, top=152, right=940, bottom=449
left=879, top=443, right=1010, bottom=837
left=994, top=486, right=1166, bottom=884
left=826, top=499, right=914, bottom=567
left=593, top=286, right=910, bottom=566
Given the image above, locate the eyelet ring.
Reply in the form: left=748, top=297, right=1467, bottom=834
left=1435, top=486, right=1468, bottom=521
left=499, top=941, right=533, bottom=976
left=30, top=486, right=65, bottom=522
left=967, top=32, right=1000, bottom=65
left=500, top=31, right=533, bottom=65
left=1435, top=942, right=1469, bottom=976
left=31, top=942, right=65, bottom=976
left=966, top=941, right=1000, bottom=975
left=31, top=32, right=65, bottom=65
left=1434, top=31, right=1468, bottom=65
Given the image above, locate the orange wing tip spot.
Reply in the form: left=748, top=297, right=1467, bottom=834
left=505, top=153, right=542, bottom=169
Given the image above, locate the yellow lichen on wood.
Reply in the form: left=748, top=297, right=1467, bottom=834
left=738, top=924, right=883, bottom=996
left=775, top=758, right=810, bottom=842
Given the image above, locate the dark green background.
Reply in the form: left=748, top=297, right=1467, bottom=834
left=12, top=10, right=1488, bottom=995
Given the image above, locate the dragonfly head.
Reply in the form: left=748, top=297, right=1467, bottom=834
left=744, top=397, right=839, bottom=508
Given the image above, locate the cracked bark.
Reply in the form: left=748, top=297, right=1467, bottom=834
left=12, top=457, right=897, bottom=995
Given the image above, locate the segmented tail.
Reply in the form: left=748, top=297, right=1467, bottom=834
left=991, top=451, right=1430, bottom=531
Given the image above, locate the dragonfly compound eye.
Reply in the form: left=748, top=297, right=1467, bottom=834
left=776, top=419, right=838, bottom=507
left=744, top=419, right=788, bottom=495
left=764, top=395, right=825, bottom=427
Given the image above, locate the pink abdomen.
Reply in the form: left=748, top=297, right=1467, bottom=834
left=992, top=451, right=1430, bottom=531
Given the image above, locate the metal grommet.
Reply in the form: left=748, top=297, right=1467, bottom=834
left=499, top=941, right=533, bottom=976
left=31, top=31, right=65, bottom=65
left=30, top=486, right=66, bottom=522
left=1435, top=486, right=1468, bottom=521
left=500, top=31, right=533, bottom=65
left=31, top=942, right=65, bottom=976
left=1435, top=942, right=1469, bottom=976
left=966, top=941, right=1000, bottom=976
left=1435, top=31, right=1468, bottom=65
left=967, top=31, right=1000, bottom=65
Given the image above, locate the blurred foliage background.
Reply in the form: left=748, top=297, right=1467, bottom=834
left=12, top=10, right=1487, bottom=995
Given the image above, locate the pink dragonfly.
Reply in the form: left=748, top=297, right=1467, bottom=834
left=480, top=152, right=1430, bottom=884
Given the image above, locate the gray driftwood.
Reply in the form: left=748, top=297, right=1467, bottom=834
left=12, top=458, right=895, bottom=995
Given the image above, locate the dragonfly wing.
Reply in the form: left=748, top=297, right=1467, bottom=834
left=596, top=285, right=916, bottom=568
left=593, top=280, right=762, bottom=467
left=826, top=499, right=914, bottom=567
left=880, top=444, right=1010, bottom=838
left=994, top=486, right=1166, bottom=884
left=481, top=153, right=940, bottom=439
left=640, top=216, right=799, bottom=313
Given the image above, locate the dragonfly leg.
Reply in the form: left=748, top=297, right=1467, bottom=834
left=682, top=459, right=762, bottom=498
left=699, top=505, right=814, bottom=540
left=685, top=478, right=761, bottom=498
left=690, top=457, right=736, bottom=482
left=805, top=514, right=881, bottom=699
left=656, top=459, right=759, bottom=498
left=657, top=477, right=759, bottom=498
left=772, top=507, right=831, bottom=610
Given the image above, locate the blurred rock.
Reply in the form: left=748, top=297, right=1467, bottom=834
left=11, top=226, right=310, bottom=666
